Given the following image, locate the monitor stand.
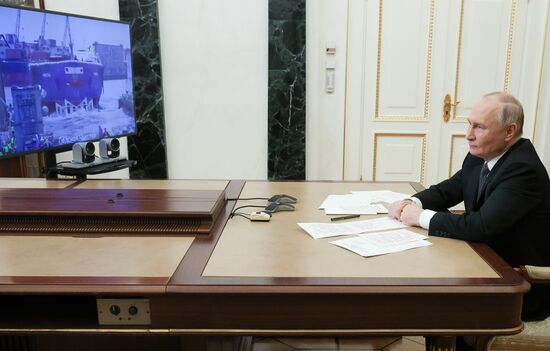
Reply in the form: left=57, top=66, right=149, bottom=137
left=45, top=158, right=137, bottom=179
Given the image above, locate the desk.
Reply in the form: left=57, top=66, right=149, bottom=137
left=0, top=179, right=528, bottom=351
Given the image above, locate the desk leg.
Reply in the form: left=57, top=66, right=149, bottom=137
left=424, top=336, right=456, bottom=351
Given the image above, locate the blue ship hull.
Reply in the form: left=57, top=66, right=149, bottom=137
left=30, top=60, right=104, bottom=107
left=0, top=60, right=31, bottom=86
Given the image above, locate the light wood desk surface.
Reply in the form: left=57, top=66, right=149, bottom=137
left=0, top=177, right=77, bottom=188
left=204, top=181, right=498, bottom=279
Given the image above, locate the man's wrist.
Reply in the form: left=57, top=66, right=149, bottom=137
left=419, top=209, right=436, bottom=229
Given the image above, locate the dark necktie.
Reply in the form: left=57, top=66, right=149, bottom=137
left=477, top=162, right=490, bottom=201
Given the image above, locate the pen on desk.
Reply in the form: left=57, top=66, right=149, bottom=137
left=330, top=214, right=360, bottom=221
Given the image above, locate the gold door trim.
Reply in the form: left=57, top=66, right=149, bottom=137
left=372, top=133, right=427, bottom=185
left=452, top=0, right=466, bottom=122
left=532, top=3, right=550, bottom=144
left=503, top=0, right=517, bottom=92
left=374, top=0, right=435, bottom=122
left=342, top=0, right=352, bottom=180
left=449, top=134, right=466, bottom=178
left=453, top=0, right=517, bottom=122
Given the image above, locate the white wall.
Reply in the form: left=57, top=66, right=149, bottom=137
left=305, top=0, right=348, bottom=180
left=44, top=0, right=268, bottom=180
left=534, top=7, right=550, bottom=173
left=158, top=0, right=268, bottom=179
left=43, top=0, right=130, bottom=179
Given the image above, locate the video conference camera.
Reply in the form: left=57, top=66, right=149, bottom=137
left=99, top=138, right=121, bottom=159
left=72, top=142, right=95, bottom=164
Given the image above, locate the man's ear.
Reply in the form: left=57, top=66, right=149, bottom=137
left=504, top=123, right=518, bottom=141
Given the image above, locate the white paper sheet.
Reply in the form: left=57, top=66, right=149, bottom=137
left=319, top=191, right=409, bottom=216
left=323, top=203, right=388, bottom=215
left=297, top=217, right=407, bottom=239
left=330, top=229, right=431, bottom=257
left=351, top=190, right=411, bottom=203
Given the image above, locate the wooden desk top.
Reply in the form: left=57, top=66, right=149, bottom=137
left=74, top=179, right=229, bottom=190
left=168, top=180, right=525, bottom=296
left=0, top=177, right=77, bottom=188
left=0, top=179, right=524, bottom=293
left=0, top=236, right=193, bottom=278
left=203, top=181, right=498, bottom=279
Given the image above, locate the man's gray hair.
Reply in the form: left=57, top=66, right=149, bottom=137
left=484, top=91, right=524, bottom=136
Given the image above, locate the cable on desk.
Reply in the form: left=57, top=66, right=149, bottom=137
left=230, top=205, right=265, bottom=219
left=231, top=212, right=251, bottom=220
left=226, top=197, right=269, bottom=201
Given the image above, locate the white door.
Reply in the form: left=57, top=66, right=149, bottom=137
left=343, top=0, right=547, bottom=185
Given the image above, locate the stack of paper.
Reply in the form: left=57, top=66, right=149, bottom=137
left=331, top=229, right=431, bottom=257
left=297, top=217, right=407, bottom=239
left=319, top=190, right=410, bottom=215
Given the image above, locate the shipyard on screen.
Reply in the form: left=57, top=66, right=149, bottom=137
left=0, top=4, right=136, bottom=157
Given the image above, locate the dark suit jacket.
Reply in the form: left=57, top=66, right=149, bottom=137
left=414, top=138, right=550, bottom=320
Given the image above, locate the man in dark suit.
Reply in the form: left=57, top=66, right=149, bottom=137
left=389, top=92, right=550, bottom=321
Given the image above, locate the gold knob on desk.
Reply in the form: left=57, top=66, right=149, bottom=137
left=443, top=94, right=460, bottom=123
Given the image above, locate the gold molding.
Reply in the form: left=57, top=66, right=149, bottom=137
left=342, top=0, right=351, bottom=180
left=374, top=0, right=435, bottom=122
left=453, top=0, right=517, bottom=121
left=452, top=0, right=465, bottom=122
left=372, top=133, right=427, bottom=185
left=0, top=325, right=524, bottom=335
left=503, top=0, right=517, bottom=92
left=532, top=3, right=550, bottom=144
left=448, top=134, right=466, bottom=178
left=375, top=0, right=383, bottom=119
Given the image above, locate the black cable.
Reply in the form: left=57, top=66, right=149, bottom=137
left=232, top=204, right=265, bottom=213
left=226, top=197, right=269, bottom=201
left=231, top=212, right=251, bottom=220
left=230, top=204, right=266, bottom=219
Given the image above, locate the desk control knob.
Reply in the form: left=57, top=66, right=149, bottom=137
left=128, top=305, right=138, bottom=315
left=109, top=304, right=121, bottom=316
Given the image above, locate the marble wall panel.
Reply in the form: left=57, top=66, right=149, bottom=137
left=269, top=0, right=306, bottom=180
left=119, top=0, right=167, bottom=178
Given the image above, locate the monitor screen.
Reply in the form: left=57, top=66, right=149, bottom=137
left=0, top=4, right=136, bottom=158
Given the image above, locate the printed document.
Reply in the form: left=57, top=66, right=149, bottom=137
left=350, top=190, right=411, bottom=203
left=319, top=191, right=409, bottom=215
left=331, top=229, right=431, bottom=257
left=297, top=217, right=407, bottom=239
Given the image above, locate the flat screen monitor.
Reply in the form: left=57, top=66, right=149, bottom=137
left=0, top=4, right=136, bottom=158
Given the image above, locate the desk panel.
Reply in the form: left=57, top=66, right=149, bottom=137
left=0, top=236, right=193, bottom=293
left=0, top=177, right=76, bottom=188
left=75, top=179, right=228, bottom=190
left=204, top=181, right=498, bottom=279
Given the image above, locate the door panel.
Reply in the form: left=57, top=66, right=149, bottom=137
left=344, top=0, right=539, bottom=186
left=376, top=0, right=433, bottom=120
left=373, top=133, right=427, bottom=182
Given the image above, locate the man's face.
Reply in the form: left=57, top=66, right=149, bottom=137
left=466, top=96, right=511, bottom=161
